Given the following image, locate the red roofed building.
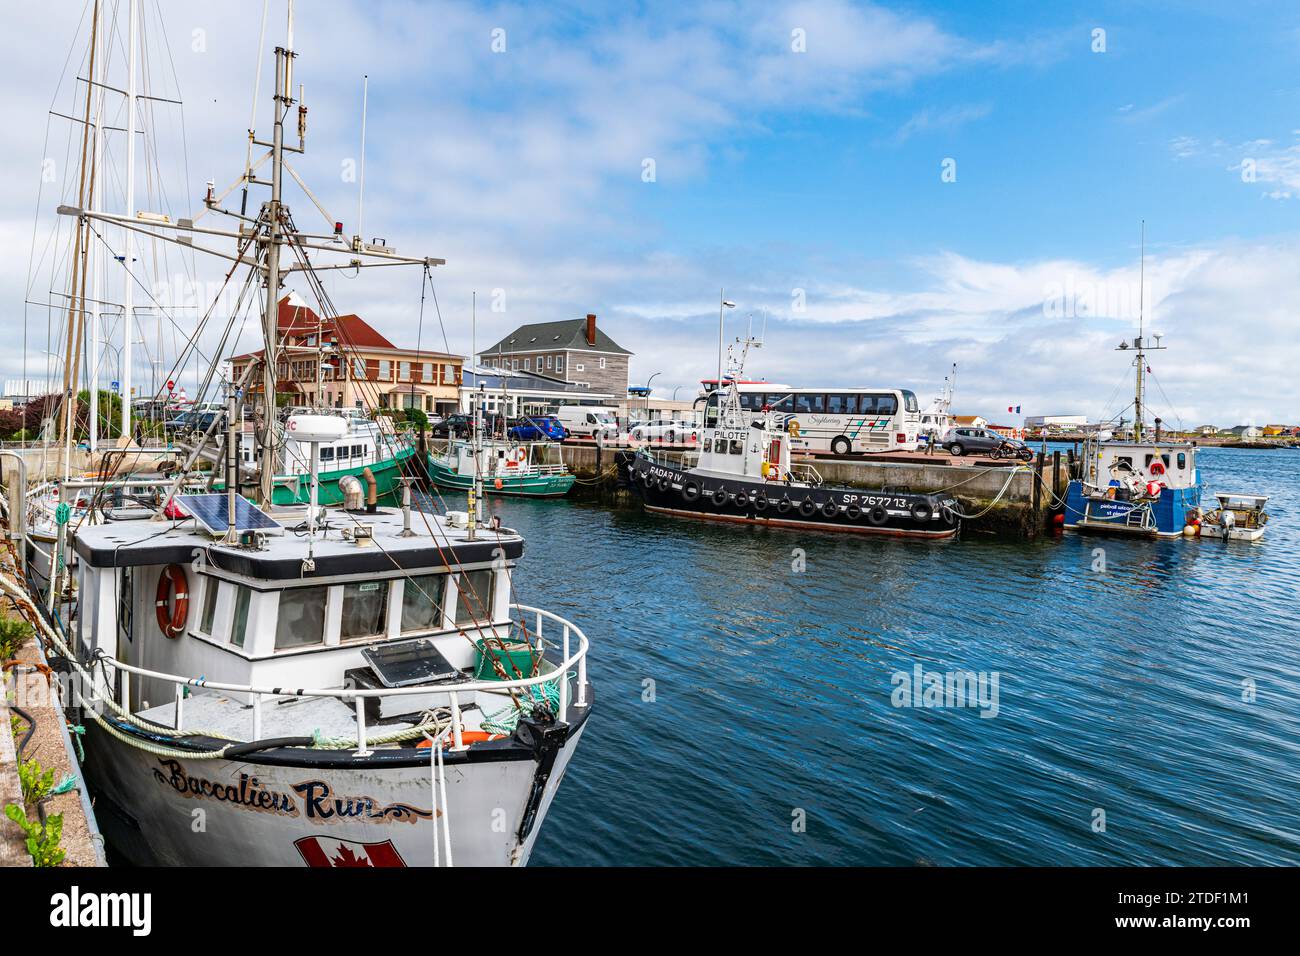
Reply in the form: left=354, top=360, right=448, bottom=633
left=230, top=292, right=464, bottom=415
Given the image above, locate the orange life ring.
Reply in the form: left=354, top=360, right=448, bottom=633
left=1149, top=460, right=1166, bottom=476
left=155, top=564, right=189, bottom=639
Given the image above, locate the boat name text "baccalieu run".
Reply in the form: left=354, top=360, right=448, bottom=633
left=152, top=759, right=434, bottom=823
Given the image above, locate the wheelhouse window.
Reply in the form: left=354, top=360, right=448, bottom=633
left=703, top=393, right=720, bottom=428
left=340, top=581, right=389, bottom=640
left=231, top=586, right=252, bottom=649
left=275, top=586, right=328, bottom=650
left=453, top=570, right=496, bottom=626
left=703, top=438, right=712, bottom=453
left=199, top=577, right=219, bottom=634
left=1177, top=452, right=1187, bottom=469
left=729, top=439, right=744, bottom=455
left=320, top=446, right=334, bottom=462
left=401, top=574, right=447, bottom=632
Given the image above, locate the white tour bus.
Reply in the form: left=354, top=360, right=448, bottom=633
left=702, top=382, right=921, bottom=454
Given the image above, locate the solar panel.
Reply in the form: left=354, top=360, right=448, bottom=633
left=175, top=493, right=283, bottom=536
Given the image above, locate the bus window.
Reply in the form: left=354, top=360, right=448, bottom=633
left=901, top=390, right=919, bottom=413
left=739, top=392, right=756, bottom=411
left=795, top=394, right=825, bottom=414
left=860, top=395, right=878, bottom=415
left=877, top=395, right=898, bottom=416
left=827, top=394, right=851, bottom=415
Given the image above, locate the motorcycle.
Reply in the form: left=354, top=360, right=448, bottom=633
left=990, top=439, right=1034, bottom=462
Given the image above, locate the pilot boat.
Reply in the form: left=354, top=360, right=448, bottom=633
left=623, top=337, right=958, bottom=537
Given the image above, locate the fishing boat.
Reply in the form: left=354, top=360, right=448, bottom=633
left=1062, top=224, right=1225, bottom=539
left=3, top=0, right=594, bottom=867
left=215, top=402, right=423, bottom=507
left=623, top=333, right=958, bottom=537
left=428, top=438, right=575, bottom=498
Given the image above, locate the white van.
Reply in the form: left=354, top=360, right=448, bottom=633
left=556, top=405, right=621, bottom=439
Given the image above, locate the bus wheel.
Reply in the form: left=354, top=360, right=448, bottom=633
left=831, top=436, right=851, bottom=456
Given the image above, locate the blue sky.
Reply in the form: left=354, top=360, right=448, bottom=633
left=6, top=1, right=1300, bottom=425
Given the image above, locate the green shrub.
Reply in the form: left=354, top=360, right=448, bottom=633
left=4, top=804, right=65, bottom=867
left=18, top=758, right=55, bottom=806
left=0, top=618, right=31, bottom=660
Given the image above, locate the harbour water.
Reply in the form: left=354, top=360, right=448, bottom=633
left=476, top=445, right=1299, bottom=866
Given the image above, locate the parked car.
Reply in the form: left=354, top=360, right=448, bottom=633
left=507, top=415, right=568, bottom=441
left=431, top=413, right=473, bottom=438
left=942, top=427, right=1032, bottom=459
left=430, top=413, right=505, bottom=438
left=165, top=407, right=224, bottom=433
left=630, top=419, right=698, bottom=443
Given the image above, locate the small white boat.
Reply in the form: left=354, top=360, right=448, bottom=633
left=1197, top=493, right=1270, bottom=542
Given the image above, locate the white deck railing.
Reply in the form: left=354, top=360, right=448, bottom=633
left=98, top=603, right=590, bottom=754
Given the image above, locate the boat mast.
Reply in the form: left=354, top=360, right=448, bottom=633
left=120, top=0, right=138, bottom=443
left=1134, top=221, right=1145, bottom=442
left=58, top=3, right=100, bottom=481
left=257, top=4, right=295, bottom=504
left=88, top=6, right=105, bottom=454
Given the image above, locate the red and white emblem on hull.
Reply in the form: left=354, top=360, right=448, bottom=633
left=294, top=836, right=407, bottom=868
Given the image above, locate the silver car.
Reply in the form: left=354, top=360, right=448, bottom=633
left=942, top=427, right=1032, bottom=459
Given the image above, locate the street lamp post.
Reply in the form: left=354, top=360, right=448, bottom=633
left=645, top=371, right=660, bottom=424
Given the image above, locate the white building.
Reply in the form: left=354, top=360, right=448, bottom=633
left=1024, top=414, right=1089, bottom=430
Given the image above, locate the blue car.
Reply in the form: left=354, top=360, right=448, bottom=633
left=508, top=415, right=568, bottom=442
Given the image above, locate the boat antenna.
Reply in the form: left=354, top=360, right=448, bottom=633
left=468, top=291, right=480, bottom=540
left=357, top=73, right=368, bottom=245
left=716, top=291, right=736, bottom=388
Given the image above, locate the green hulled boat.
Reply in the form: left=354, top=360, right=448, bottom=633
left=428, top=439, right=576, bottom=497
left=216, top=413, right=422, bottom=505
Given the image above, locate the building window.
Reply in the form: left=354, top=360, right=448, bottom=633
left=379, top=360, right=391, bottom=380
left=401, top=574, right=446, bottom=632
left=399, top=361, right=411, bottom=381
left=599, top=357, right=606, bottom=369
left=556, top=357, right=563, bottom=371
left=340, top=581, right=388, bottom=640
left=422, top=361, right=433, bottom=382
left=523, top=358, right=530, bottom=371
left=275, top=586, right=328, bottom=650
left=353, top=357, right=365, bottom=379
left=574, top=363, right=584, bottom=372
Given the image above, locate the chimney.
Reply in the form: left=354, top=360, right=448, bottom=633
left=585, top=313, right=597, bottom=346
